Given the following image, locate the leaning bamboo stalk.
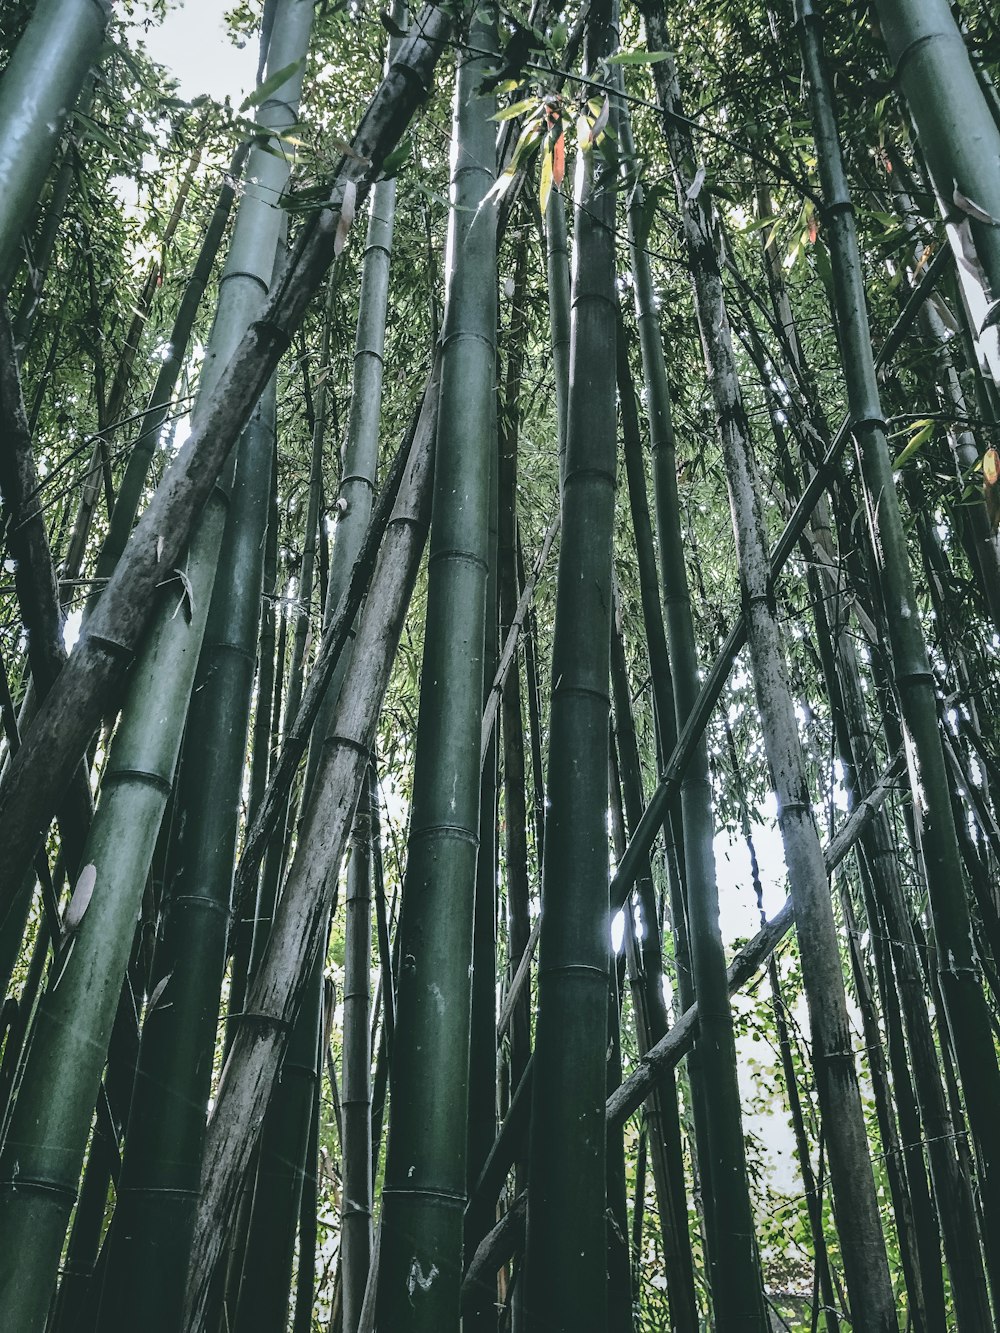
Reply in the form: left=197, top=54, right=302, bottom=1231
left=230, top=392, right=427, bottom=922
left=181, top=354, right=439, bottom=1333
left=607, top=244, right=948, bottom=916
left=0, top=3, right=454, bottom=917
left=85, top=140, right=251, bottom=616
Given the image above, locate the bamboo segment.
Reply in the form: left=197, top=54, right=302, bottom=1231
left=0, top=0, right=111, bottom=286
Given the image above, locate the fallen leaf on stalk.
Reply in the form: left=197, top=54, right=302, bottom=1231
left=953, top=182, right=1000, bottom=227
left=335, top=180, right=357, bottom=257
left=64, top=864, right=97, bottom=934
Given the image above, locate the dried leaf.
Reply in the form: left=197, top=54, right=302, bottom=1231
left=147, top=972, right=173, bottom=1012
left=552, top=130, right=565, bottom=186
left=334, top=180, right=357, bottom=257
left=952, top=181, right=1000, bottom=227
left=171, top=567, right=196, bottom=622
left=685, top=165, right=706, bottom=203
left=64, top=863, right=97, bottom=934
left=985, top=449, right=1000, bottom=533
left=539, top=137, right=553, bottom=217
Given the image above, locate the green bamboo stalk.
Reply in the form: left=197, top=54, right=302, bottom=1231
left=465, top=388, right=500, bottom=1333
left=374, top=9, right=497, bottom=1326
left=639, top=8, right=899, bottom=1328
left=342, top=779, right=374, bottom=1333
left=610, top=613, right=699, bottom=1333
left=618, top=85, right=763, bottom=1324
left=0, top=0, right=111, bottom=288
left=617, top=230, right=763, bottom=1326
left=304, top=135, right=400, bottom=797
left=95, top=377, right=276, bottom=1333
left=796, top=0, right=1000, bottom=1270
left=0, top=9, right=314, bottom=1324
left=871, top=0, right=1000, bottom=312
left=522, top=4, right=616, bottom=1329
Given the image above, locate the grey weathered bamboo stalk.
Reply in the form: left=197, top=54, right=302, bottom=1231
left=181, top=354, right=439, bottom=1332
left=639, top=9, right=899, bottom=1327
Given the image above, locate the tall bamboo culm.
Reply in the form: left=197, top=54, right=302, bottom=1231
left=522, top=3, right=616, bottom=1329
left=619, top=91, right=765, bottom=1332
left=374, top=6, right=497, bottom=1326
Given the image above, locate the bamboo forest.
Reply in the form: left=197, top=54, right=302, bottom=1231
left=4, top=0, right=1000, bottom=1328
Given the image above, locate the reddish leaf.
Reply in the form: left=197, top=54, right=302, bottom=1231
left=552, top=131, right=565, bottom=187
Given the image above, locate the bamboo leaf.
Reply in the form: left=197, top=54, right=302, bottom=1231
left=239, top=59, right=305, bottom=114
left=893, top=419, right=934, bottom=470
left=606, top=49, right=670, bottom=65
left=490, top=99, right=539, bottom=123
left=146, top=972, right=173, bottom=1012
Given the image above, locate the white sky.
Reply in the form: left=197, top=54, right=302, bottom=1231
left=129, top=0, right=258, bottom=106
